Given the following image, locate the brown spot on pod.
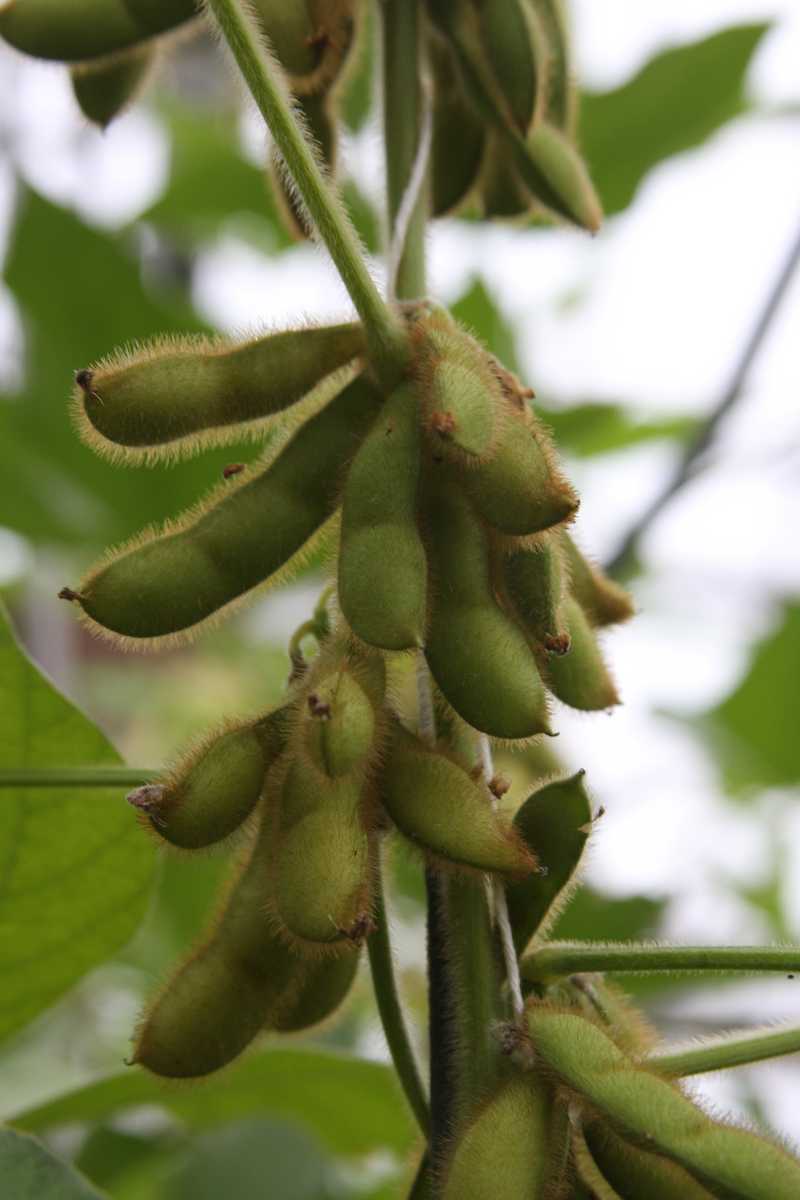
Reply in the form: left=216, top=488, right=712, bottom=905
left=543, top=632, right=571, bottom=657
left=334, top=912, right=377, bottom=946
left=432, top=410, right=456, bottom=437
left=488, top=772, right=511, bottom=799
left=57, top=587, right=87, bottom=602
left=222, top=462, right=246, bottom=479
left=307, top=693, right=332, bottom=720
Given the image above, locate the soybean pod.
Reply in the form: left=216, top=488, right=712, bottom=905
left=69, top=372, right=382, bottom=641
left=70, top=44, right=153, bottom=128
left=338, top=380, right=428, bottom=650
left=0, top=0, right=198, bottom=62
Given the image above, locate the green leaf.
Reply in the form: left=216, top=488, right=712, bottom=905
left=698, top=602, right=800, bottom=793
left=0, top=601, right=155, bottom=1043
left=450, top=278, right=520, bottom=376
left=579, top=24, right=769, bottom=216
left=0, top=187, right=261, bottom=547
left=537, top=403, right=697, bottom=458
left=550, top=889, right=665, bottom=943
left=11, top=1048, right=415, bottom=1159
left=170, top=1119, right=330, bottom=1200
left=0, top=1125, right=108, bottom=1199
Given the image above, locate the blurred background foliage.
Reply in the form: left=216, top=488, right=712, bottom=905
left=0, top=5, right=799, bottom=1197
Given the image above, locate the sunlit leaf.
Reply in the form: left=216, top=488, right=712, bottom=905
left=0, top=601, right=155, bottom=1043
left=538, top=403, right=696, bottom=457
left=579, top=25, right=769, bottom=215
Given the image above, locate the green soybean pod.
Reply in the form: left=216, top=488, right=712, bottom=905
left=504, top=534, right=570, bottom=655
left=74, top=322, right=367, bottom=459
left=429, top=28, right=487, bottom=216
left=479, top=130, right=531, bottom=219
left=423, top=473, right=551, bottom=740
left=416, top=313, right=501, bottom=461
left=545, top=596, right=619, bottom=711
left=126, top=703, right=292, bottom=850
left=380, top=722, right=537, bottom=877
left=560, top=533, right=635, bottom=628
left=0, top=0, right=198, bottom=61
left=70, top=44, right=152, bottom=128
left=582, top=1117, right=719, bottom=1200
left=274, top=759, right=373, bottom=946
left=530, top=0, right=573, bottom=131
left=524, top=1008, right=800, bottom=1200
left=133, top=826, right=299, bottom=1079
left=301, top=640, right=386, bottom=777
left=512, top=124, right=602, bottom=232
left=506, top=770, right=591, bottom=953
left=339, top=381, right=427, bottom=650
left=70, top=372, right=382, bottom=641
left=253, top=0, right=356, bottom=94
left=269, top=944, right=360, bottom=1032
left=440, top=1073, right=555, bottom=1199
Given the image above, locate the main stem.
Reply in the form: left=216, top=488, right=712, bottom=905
left=205, top=0, right=408, bottom=384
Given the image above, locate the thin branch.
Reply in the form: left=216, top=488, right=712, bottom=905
left=520, top=941, right=800, bottom=985
left=606, top=214, right=800, bottom=577
left=651, top=1023, right=800, bottom=1077
left=0, top=768, right=158, bottom=788
left=203, top=0, right=408, bottom=383
left=367, top=857, right=430, bottom=1137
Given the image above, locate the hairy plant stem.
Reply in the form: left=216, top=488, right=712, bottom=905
left=408, top=1149, right=432, bottom=1198
left=204, top=0, right=407, bottom=384
left=520, top=941, right=800, bottom=985
left=650, top=1024, right=800, bottom=1077
left=367, top=860, right=430, bottom=1136
left=0, top=768, right=158, bottom=788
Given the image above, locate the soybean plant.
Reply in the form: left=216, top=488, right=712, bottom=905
left=5, top=0, right=800, bottom=1196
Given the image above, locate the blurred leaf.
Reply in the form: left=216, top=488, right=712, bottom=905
left=550, top=888, right=665, bottom=942
left=169, top=1119, right=330, bottom=1200
left=337, top=1, right=375, bottom=133
left=0, top=187, right=263, bottom=548
left=0, top=1125, right=108, bottom=1199
left=579, top=25, right=769, bottom=215
left=450, top=278, right=520, bottom=375
left=12, top=1048, right=415, bottom=1159
left=74, top=1128, right=172, bottom=1198
left=0, top=602, right=155, bottom=1044
left=697, top=602, right=800, bottom=794
left=538, top=403, right=697, bottom=457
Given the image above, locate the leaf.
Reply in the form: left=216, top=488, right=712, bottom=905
left=0, top=601, right=155, bottom=1043
left=550, top=889, right=665, bottom=943
left=170, top=1119, right=330, bottom=1200
left=0, top=1125, right=108, bottom=1199
left=11, top=1048, right=415, bottom=1159
left=0, top=186, right=261, bottom=547
left=537, top=403, right=697, bottom=458
left=579, top=25, right=769, bottom=215
left=697, top=602, right=800, bottom=794
left=450, top=279, right=520, bottom=376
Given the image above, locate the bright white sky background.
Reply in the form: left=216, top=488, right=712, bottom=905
left=1, top=0, right=800, bottom=1143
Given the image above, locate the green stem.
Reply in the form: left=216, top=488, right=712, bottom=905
left=651, top=1025, right=800, bottom=1077
left=382, top=0, right=427, bottom=300
left=408, top=1149, right=431, bottom=1199
left=520, top=942, right=800, bottom=985
left=204, top=0, right=407, bottom=382
left=367, top=856, right=430, bottom=1136
left=0, top=768, right=158, bottom=788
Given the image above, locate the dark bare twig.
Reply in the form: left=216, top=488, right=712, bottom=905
left=605, top=214, right=800, bottom=577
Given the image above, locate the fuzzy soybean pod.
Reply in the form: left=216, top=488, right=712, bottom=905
left=504, top=535, right=570, bottom=656
left=301, top=641, right=386, bottom=777
left=479, top=130, right=532, bottom=219
left=505, top=770, right=591, bottom=954
left=423, top=473, right=551, bottom=739
left=560, top=533, right=635, bottom=628
left=429, top=29, right=487, bottom=216
left=74, top=322, right=367, bottom=458
left=269, top=944, right=360, bottom=1032
left=253, top=0, right=357, bottom=94
left=70, top=44, right=152, bottom=128
left=415, top=314, right=501, bottom=460
left=70, top=372, right=382, bottom=641
left=134, top=827, right=300, bottom=1079
left=581, top=1116, right=720, bottom=1200
left=379, top=722, right=537, bottom=877
left=439, top=1072, right=562, bottom=1199
left=428, top=0, right=545, bottom=137
left=511, top=124, right=603, bottom=232
left=126, top=703, right=292, bottom=849
left=0, top=0, right=198, bottom=61
left=457, top=405, right=578, bottom=537
left=544, top=596, right=619, bottom=711
left=530, top=0, right=573, bottom=131
left=273, top=758, right=374, bottom=947
left=338, top=381, right=428, bottom=650
left=524, top=1008, right=800, bottom=1200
